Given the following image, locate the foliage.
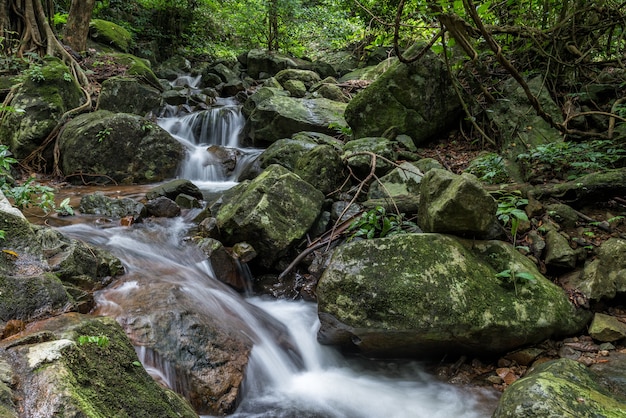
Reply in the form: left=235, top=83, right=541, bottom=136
left=77, top=335, right=110, bottom=348
left=465, top=153, right=510, bottom=184
left=494, top=191, right=529, bottom=245
left=96, top=128, right=112, bottom=142
left=496, top=269, right=537, bottom=296
left=517, top=140, right=626, bottom=181
left=347, top=206, right=418, bottom=241
left=4, top=177, right=56, bottom=213
left=0, top=145, right=73, bottom=216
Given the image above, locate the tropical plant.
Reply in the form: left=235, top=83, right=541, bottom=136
left=347, top=205, right=418, bottom=241
left=496, top=269, right=537, bottom=296
left=494, top=191, right=529, bottom=246
left=77, top=335, right=110, bottom=348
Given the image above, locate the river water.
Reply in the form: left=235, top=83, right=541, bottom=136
left=51, top=89, right=499, bottom=417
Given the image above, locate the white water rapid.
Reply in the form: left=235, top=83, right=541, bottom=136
left=57, top=81, right=499, bottom=417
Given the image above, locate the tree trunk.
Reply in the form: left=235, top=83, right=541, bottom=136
left=64, top=0, right=96, bottom=53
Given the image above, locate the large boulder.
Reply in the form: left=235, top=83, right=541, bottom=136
left=293, top=144, right=347, bottom=195
left=342, top=137, right=398, bottom=177
left=97, top=76, right=162, bottom=116
left=418, top=168, right=498, bottom=238
left=213, top=164, right=325, bottom=268
left=59, top=110, right=184, bottom=184
left=0, top=313, right=197, bottom=417
left=245, top=94, right=347, bottom=146
left=317, top=234, right=590, bottom=357
left=0, top=57, right=83, bottom=159
left=344, top=46, right=460, bottom=145
left=78, top=191, right=147, bottom=219
left=493, top=359, right=626, bottom=417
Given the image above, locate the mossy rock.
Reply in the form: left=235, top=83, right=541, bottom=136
left=294, top=144, right=347, bottom=194
left=59, top=110, right=183, bottom=184
left=107, top=53, right=162, bottom=90
left=3, top=313, right=197, bottom=417
left=0, top=57, right=83, bottom=159
left=89, top=19, right=132, bottom=52
left=344, top=44, right=460, bottom=145
left=0, top=273, right=71, bottom=323
left=317, top=234, right=590, bottom=357
left=246, top=95, right=346, bottom=146
left=97, top=76, right=162, bottom=116
left=493, top=358, right=626, bottom=417
left=214, top=164, right=325, bottom=268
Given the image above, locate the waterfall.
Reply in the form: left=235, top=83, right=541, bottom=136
left=158, top=96, right=262, bottom=190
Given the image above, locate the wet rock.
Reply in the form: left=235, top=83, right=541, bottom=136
left=232, top=242, right=257, bottom=263
left=246, top=49, right=318, bottom=79
left=79, top=192, right=146, bottom=219
left=283, top=79, right=307, bottom=97
left=0, top=313, right=197, bottom=417
left=36, top=227, right=123, bottom=291
left=418, top=169, right=498, bottom=238
left=589, top=313, right=626, bottom=342
left=213, top=164, right=325, bottom=269
left=493, top=359, right=626, bottom=417
left=331, top=201, right=362, bottom=223
left=195, top=238, right=247, bottom=291
left=175, top=193, right=202, bottom=209
left=146, top=178, right=203, bottom=202
left=546, top=203, right=579, bottom=229
left=317, top=234, right=590, bottom=357
left=146, top=196, right=181, bottom=218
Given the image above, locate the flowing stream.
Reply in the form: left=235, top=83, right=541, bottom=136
left=55, top=87, right=499, bottom=417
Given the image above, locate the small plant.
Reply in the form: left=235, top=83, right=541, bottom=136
left=494, top=191, right=529, bottom=246
left=4, top=177, right=56, bottom=213
left=0, top=145, right=17, bottom=174
left=56, top=197, right=74, bottom=216
left=347, top=206, right=418, bottom=241
left=328, top=121, right=352, bottom=139
left=63, top=72, right=73, bottom=82
left=96, top=127, right=112, bottom=142
left=141, top=122, right=155, bottom=132
left=25, top=63, right=45, bottom=82
left=496, top=269, right=537, bottom=296
left=77, top=335, right=110, bottom=348
left=0, top=230, right=5, bottom=240
left=465, top=153, right=510, bottom=184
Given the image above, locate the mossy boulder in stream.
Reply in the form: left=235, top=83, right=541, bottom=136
left=0, top=57, right=83, bottom=159
left=0, top=313, right=197, bottom=417
left=493, top=358, right=626, bottom=417
left=316, top=234, right=590, bottom=357
left=59, top=110, right=183, bottom=184
left=214, top=164, right=325, bottom=268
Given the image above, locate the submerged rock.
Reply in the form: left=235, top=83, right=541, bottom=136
left=493, top=358, right=626, bottom=417
left=316, top=234, right=590, bottom=357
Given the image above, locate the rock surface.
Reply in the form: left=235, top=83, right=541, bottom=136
left=317, top=234, right=589, bottom=357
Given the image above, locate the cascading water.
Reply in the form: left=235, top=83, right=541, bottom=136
left=157, top=78, right=262, bottom=190
left=56, top=76, right=498, bottom=416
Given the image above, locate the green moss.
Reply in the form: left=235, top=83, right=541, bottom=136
left=89, top=19, right=132, bottom=52
left=62, top=317, right=196, bottom=418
